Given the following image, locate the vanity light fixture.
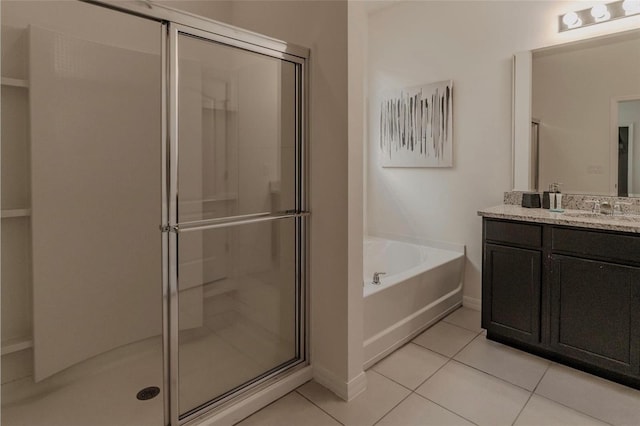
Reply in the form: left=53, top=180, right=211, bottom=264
left=623, top=0, right=640, bottom=15
left=562, top=11, right=582, bottom=29
left=590, top=4, right=611, bottom=21
left=559, top=0, right=640, bottom=32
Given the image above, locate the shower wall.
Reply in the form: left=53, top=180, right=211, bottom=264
left=1, top=1, right=164, bottom=385
left=29, top=25, right=162, bottom=381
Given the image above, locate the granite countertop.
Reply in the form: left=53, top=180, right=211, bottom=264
left=478, top=204, right=640, bottom=234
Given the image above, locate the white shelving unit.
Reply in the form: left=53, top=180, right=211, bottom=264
left=1, top=77, right=29, bottom=88
left=1, top=26, right=34, bottom=386
left=1, top=209, right=31, bottom=219
left=1, top=337, right=34, bottom=356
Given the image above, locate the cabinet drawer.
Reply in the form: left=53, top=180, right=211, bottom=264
left=552, top=227, right=640, bottom=265
left=484, top=219, right=542, bottom=248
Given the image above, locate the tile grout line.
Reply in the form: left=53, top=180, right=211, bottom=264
left=409, top=355, right=455, bottom=392
left=441, top=314, right=483, bottom=334
left=413, top=326, right=551, bottom=426
left=247, top=307, right=625, bottom=426
left=367, top=322, right=480, bottom=426
left=415, top=393, right=480, bottom=426
left=445, top=357, right=544, bottom=396
left=369, top=364, right=481, bottom=426
left=510, top=362, right=552, bottom=426
left=533, top=393, right=615, bottom=426
left=449, top=328, right=483, bottom=359
left=532, top=363, right=551, bottom=394
left=509, top=388, right=535, bottom=425
left=369, top=367, right=419, bottom=393
left=294, top=389, right=346, bottom=426
left=371, top=342, right=449, bottom=391
left=405, top=328, right=485, bottom=426
left=450, top=332, right=559, bottom=394
left=413, top=320, right=621, bottom=426
left=451, top=357, right=547, bottom=394
left=371, top=389, right=414, bottom=426
left=441, top=318, right=481, bottom=334
left=406, top=340, right=448, bottom=356
left=412, top=325, right=482, bottom=359
left=531, top=364, right=615, bottom=426
left=409, top=326, right=482, bottom=391
left=293, top=328, right=470, bottom=426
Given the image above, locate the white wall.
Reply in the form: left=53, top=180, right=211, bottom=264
left=347, top=0, right=367, bottom=395
left=366, top=1, right=640, bottom=304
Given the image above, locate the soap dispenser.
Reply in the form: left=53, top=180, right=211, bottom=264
left=550, top=183, right=563, bottom=211
left=555, top=188, right=563, bottom=211
left=542, top=185, right=552, bottom=209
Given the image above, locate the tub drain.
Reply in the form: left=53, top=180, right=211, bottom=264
left=136, top=386, right=160, bottom=401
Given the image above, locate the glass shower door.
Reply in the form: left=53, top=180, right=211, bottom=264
left=168, top=26, right=306, bottom=421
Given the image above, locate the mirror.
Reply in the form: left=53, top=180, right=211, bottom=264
left=513, top=29, right=640, bottom=196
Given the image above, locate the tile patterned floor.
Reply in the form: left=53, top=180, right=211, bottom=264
left=237, top=307, right=640, bottom=426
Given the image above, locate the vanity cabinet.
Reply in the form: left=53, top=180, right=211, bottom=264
left=482, top=217, right=640, bottom=389
left=549, top=255, right=640, bottom=376
left=482, top=220, right=542, bottom=345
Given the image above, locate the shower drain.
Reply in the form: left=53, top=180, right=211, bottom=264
left=136, top=386, right=161, bottom=401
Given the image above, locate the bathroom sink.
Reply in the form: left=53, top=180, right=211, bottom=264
left=562, top=211, right=640, bottom=222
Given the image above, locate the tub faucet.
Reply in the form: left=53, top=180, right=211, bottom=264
left=372, top=272, right=386, bottom=285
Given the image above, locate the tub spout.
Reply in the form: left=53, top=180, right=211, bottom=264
left=372, top=272, right=386, bottom=285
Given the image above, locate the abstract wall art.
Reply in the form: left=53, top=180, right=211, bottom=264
left=379, top=80, right=453, bottom=167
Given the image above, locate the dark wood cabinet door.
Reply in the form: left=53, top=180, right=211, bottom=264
left=550, top=255, right=640, bottom=376
left=482, top=243, right=542, bottom=344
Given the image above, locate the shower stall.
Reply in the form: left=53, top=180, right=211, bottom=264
left=0, top=1, right=309, bottom=425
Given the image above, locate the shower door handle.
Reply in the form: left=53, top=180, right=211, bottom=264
left=170, top=211, right=310, bottom=233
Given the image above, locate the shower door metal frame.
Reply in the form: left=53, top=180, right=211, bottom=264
left=167, top=22, right=309, bottom=426
left=82, top=2, right=310, bottom=425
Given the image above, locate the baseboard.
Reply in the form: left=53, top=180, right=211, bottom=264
left=312, top=364, right=367, bottom=401
left=346, top=371, right=367, bottom=401
left=188, top=366, right=313, bottom=426
left=463, top=296, right=481, bottom=311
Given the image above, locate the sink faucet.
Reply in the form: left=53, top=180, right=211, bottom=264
left=614, top=201, right=632, bottom=216
left=586, top=200, right=601, bottom=214
left=586, top=200, right=632, bottom=216
left=372, top=272, right=386, bottom=285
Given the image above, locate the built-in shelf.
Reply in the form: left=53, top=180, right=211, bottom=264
left=1, top=77, right=29, bottom=88
left=1, top=337, right=33, bottom=356
left=1, top=209, right=32, bottom=219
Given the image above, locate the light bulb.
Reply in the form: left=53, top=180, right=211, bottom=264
left=622, top=0, right=640, bottom=14
left=562, top=11, right=582, bottom=28
left=590, top=4, right=610, bottom=21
